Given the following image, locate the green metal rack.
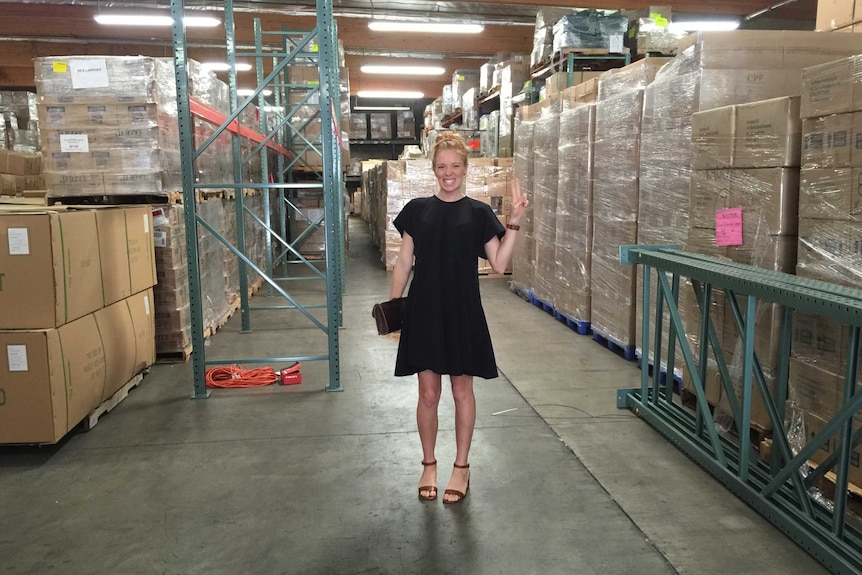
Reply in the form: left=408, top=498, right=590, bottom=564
left=618, top=246, right=862, bottom=574
left=170, top=0, right=344, bottom=396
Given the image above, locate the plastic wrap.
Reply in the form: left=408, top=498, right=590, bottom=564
left=531, top=99, right=562, bottom=305
left=152, top=204, right=191, bottom=354
left=801, top=113, right=859, bottom=169
left=554, top=103, right=594, bottom=321
left=396, top=111, right=415, bottom=139
left=442, top=85, right=455, bottom=116
left=597, top=57, right=672, bottom=101
left=801, top=53, right=862, bottom=119
left=480, top=62, right=494, bottom=94
left=511, top=106, right=538, bottom=293
left=462, top=88, right=479, bottom=130
left=480, top=111, right=500, bottom=159
left=629, top=17, right=687, bottom=56
left=197, top=199, right=231, bottom=331
left=552, top=10, right=628, bottom=54
left=498, top=60, right=530, bottom=158
left=452, top=69, right=480, bottom=108
left=531, top=7, right=573, bottom=66
left=590, top=88, right=644, bottom=345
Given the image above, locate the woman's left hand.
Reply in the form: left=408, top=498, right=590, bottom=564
left=510, top=178, right=528, bottom=224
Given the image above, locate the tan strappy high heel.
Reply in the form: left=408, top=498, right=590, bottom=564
left=418, top=460, right=437, bottom=501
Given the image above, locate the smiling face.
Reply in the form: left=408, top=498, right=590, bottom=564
left=433, top=148, right=467, bottom=195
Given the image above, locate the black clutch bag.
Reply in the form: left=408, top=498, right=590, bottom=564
left=372, top=297, right=406, bottom=335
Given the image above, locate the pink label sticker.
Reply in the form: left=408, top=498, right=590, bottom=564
left=715, top=207, right=743, bottom=247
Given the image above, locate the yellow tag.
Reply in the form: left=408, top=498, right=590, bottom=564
left=311, top=44, right=319, bottom=53
left=53, top=62, right=68, bottom=73
left=629, top=28, right=636, bottom=38
left=654, top=16, right=669, bottom=27
left=308, top=80, right=320, bottom=86
left=458, top=75, right=465, bottom=81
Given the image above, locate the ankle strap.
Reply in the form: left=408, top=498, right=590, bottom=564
left=422, top=460, right=437, bottom=466
left=454, top=463, right=469, bottom=469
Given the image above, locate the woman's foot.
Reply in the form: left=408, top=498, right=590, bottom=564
left=418, top=460, right=437, bottom=501
left=443, top=463, right=470, bottom=504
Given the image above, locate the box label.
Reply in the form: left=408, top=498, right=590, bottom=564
left=70, top=58, right=109, bottom=89
left=610, top=34, right=624, bottom=53
left=152, top=208, right=169, bottom=227
left=143, top=213, right=149, bottom=234
left=716, top=208, right=744, bottom=246
left=153, top=230, right=167, bottom=248
left=7, top=228, right=29, bottom=255
left=60, top=133, right=89, bottom=153
left=6, top=345, right=28, bottom=372
left=53, top=61, right=68, bottom=73
left=144, top=295, right=150, bottom=316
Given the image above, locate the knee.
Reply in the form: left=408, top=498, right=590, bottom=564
left=419, top=387, right=441, bottom=408
left=450, top=382, right=474, bottom=405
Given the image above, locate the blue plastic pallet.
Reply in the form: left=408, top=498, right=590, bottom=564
left=554, top=310, right=591, bottom=336
left=510, top=285, right=532, bottom=302
left=530, top=294, right=554, bottom=315
left=634, top=351, right=684, bottom=390
left=591, top=328, right=637, bottom=361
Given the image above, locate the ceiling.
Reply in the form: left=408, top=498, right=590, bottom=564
left=0, top=0, right=817, bottom=99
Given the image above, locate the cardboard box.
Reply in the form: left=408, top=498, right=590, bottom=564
left=729, top=168, right=800, bottom=237
left=801, top=55, right=862, bottom=119
left=0, top=209, right=103, bottom=329
left=0, top=150, right=41, bottom=176
left=817, top=0, right=855, bottom=31
left=96, top=206, right=156, bottom=305
left=802, top=113, right=853, bottom=168
left=0, top=313, right=106, bottom=444
left=692, top=105, right=734, bottom=169
left=45, top=171, right=104, bottom=196
left=798, top=218, right=862, bottom=286
left=733, top=96, right=801, bottom=168
left=799, top=167, right=862, bottom=220
left=804, top=410, right=862, bottom=488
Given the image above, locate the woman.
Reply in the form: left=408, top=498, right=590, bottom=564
left=389, top=131, right=528, bottom=504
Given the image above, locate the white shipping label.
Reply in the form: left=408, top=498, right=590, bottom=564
left=609, top=34, right=623, bottom=54
left=7, top=228, right=29, bottom=255
left=143, top=213, right=149, bottom=234
left=7, top=345, right=28, bottom=372
left=70, top=58, right=110, bottom=89
left=153, top=230, right=167, bottom=248
left=144, top=295, right=150, bottom=316
left=60, top=133, right=89, bottom=153
left=152, top=208, right=169, bottom=227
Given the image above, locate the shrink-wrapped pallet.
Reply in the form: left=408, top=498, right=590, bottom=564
left=531, top=98, right=562, bottom=305
left=511, top=104, right=540, bottom=295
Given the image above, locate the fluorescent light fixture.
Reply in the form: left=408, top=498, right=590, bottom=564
left=357, top=90, right=424, bottom=99
left=368, top=21, right=483, bottom=34
left=668, top=20, right=740, bottom=32
left=360, top=65, right=446, bottom=76
left=354, top=106, right=411, bottom=111
left=94, top=14, right=220, bottom=27
left=201, top=62, right=253, bottom=72
left=238, top=88, right=273, bottom=96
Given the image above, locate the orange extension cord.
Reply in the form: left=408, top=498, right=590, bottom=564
left=205, top=364, right=279, bottom=388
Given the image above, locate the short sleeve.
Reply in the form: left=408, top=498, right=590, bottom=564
left=476, top=202, right=505, bottom=259
left=393, top=200, right=415, bottom=237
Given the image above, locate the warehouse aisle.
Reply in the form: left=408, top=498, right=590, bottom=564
left=0, top=217, right=828, bottom=575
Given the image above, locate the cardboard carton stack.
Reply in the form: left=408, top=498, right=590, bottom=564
left=0, top=205, right=156, bottom=444
left=552, top=9, right=628, bottom=54
left=0, top=149, right=44, bottom=196
left=554, top=101, right=595, bottom=323
left=531, top=98, right=562, bottom=305
left=590, top=83, right=645, bottom=347
left=1, top=91, right=40, bottom=154
left=511, top=103, right=541, bottom=295
left=635, top=31, right=862, bottom=381
left=531, top=8, right=575, bottom=67
left=687, top=96, right=802, bottom=427
left=815, top=0, right=862, bottom=31
left=497, top=56, right=530, bottom=158
left=33, top=56, right=183, bottom=199
left=152, top=204, right=191, bottom=356
left=787, top=54, right=862, bottom=478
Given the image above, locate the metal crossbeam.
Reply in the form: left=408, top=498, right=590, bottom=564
left=619, top=246, right=862, bottom=575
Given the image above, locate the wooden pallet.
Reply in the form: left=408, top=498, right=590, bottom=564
left=49, top=191, right=184, bottom=206
left=82, top=372, right=145, bottom=431
left=156, top=344, right=193, bottom=363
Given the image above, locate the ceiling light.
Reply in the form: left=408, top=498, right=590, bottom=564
left=357, top=90, right=424, bottom=99
left=360, top=65, right=446, bottom=76
left=668, top=20, right=740, bottom=32
left=368, top=21, right=483, bottom=34
left=238, top=89, right=273, bottom=96
left=94, top=14, right=220, bottom=27
left=354, top=106, right=411, bottom=111
left=202, top=62, right=253, bottom=72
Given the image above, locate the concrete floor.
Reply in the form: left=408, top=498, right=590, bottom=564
left=0, top=217, right=831, bottom=575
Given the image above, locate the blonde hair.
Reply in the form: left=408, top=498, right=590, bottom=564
left=432, top=131, right=469, bottom=167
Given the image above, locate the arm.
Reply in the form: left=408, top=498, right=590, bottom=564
left=485, top=178, right=529, bottom=274
left=390, top=231, right=415, bottom=299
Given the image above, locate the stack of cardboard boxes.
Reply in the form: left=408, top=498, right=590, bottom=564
left=510, top=106, right=539, bottom=295
left=531, top=99, right=562, bottom=305
left=0, top=205, right=156, bottom=444
left=0, top=149, right=43, bottom=196
left=1, top=90, right=40, bottom=154
left=816, top=0, right=862, bottom=32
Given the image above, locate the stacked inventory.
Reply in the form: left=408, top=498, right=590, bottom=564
left=511, top=103, right=541, bottom=296
left=152, top=204, right=191, bottom=356
left=792, top=55, right=862, bottom=480
left=590, top=82, right=645, bottom=348
left=554, top=99, right=595, bottom=323
left=552, top=9, right=628, bottom=54
left=531, top=98, right=562, bottom=305
left=0, top=205, right=155, bottom=444
left=34, top=56, right=182, bottom=198
left=636, top=30, right=862, bottom=379
left=497, top=56, right=530, bottom=158
left=0, top=91, right=39, bottom=153
left=687, top=96, right=801, bottom=426
left=0, top=149, right=43, bottom=196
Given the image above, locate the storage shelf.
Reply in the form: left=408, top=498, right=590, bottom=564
left=190, top=98, right=291, bottom=156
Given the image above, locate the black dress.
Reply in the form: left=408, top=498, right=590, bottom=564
left=393, top=195, right=505, bottom=379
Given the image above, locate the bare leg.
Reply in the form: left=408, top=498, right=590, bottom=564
left=444, top=374, right=474, bottom=503
left=417, top=370, right=442, bottom=499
